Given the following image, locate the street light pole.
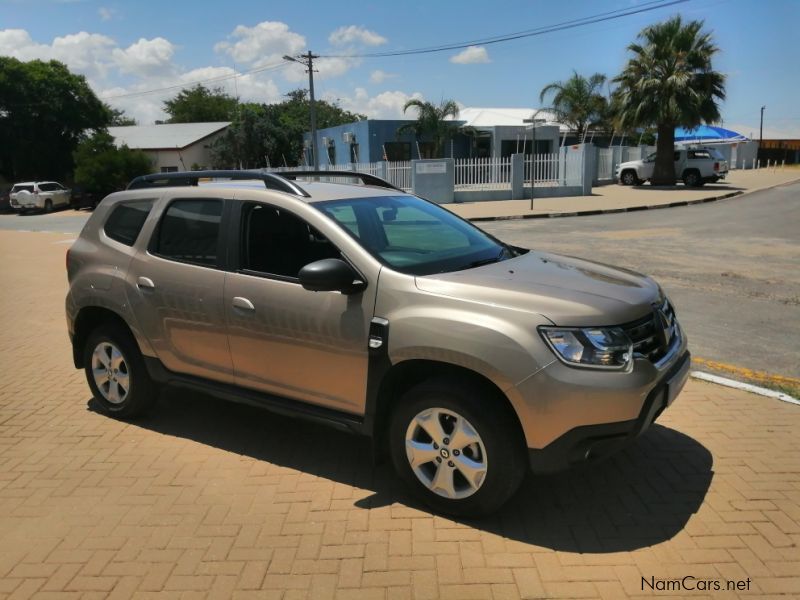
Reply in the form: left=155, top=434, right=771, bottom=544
left=759, top=105, right=766, bottom=146
left=284, top=52, right=320, bottom=169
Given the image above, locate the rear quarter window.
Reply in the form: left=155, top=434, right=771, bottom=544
left=104, top=200, right=154, bottom=246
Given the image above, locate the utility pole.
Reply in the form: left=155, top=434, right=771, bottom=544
left=283, top=52, right=320, bottom=169
left=759, top=105, right=766, bottom=146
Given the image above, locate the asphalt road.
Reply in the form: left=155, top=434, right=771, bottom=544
left=482, top=182, right=800, bottom=379
left=2, top=183, right=797, bottom=377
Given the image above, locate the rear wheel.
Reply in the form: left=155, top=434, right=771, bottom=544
left=84, top=323, right=157, bottom=418
left=683, top=170, right=702, bottom=187
left=389, top=377, right=526, bottom=517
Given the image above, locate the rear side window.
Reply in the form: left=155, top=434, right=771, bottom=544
left=104, top=200, right=153, bottom=246
left=39, top=183, right=56, bottom=192
left=153, top=199, right=223, bottom=267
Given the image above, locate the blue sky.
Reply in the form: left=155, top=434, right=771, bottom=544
left=2, top=0, right=798, bottom=137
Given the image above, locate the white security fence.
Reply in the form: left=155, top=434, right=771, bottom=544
left=264, top=146, right=594, bottom=200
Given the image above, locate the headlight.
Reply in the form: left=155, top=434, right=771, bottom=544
left=539, top=326, right=633, bottom=370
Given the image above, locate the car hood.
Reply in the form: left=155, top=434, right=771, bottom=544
left=415, top=250, right=660, bottom=326
left=617, top=160, right=644, bottom=169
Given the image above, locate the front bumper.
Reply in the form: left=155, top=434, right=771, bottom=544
left=527, top=349, right=691, bottom=473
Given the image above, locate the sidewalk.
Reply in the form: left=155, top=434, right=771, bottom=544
left=446, top=168, right=800, bottom=221
left=0, top=230, right=798, bottom=598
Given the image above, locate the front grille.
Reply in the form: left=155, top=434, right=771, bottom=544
left=620, top=297, right=678, bottom=363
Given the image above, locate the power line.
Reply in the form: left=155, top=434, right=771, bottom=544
left=100, top=61, right=291, bottom=100
left=320, top=0, right=690, bottom=58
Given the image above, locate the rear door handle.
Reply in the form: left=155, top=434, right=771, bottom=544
left=232, top=296, right=255, bottom=311
left=137, top=276, right=155, bottom=289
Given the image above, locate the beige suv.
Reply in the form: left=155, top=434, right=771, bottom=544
left=66, top=170, right=690, bottom=516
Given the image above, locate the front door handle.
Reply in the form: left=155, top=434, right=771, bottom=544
left=137, top=276, right=155, bottom=289
left=232, top=296, right=255, bottom=311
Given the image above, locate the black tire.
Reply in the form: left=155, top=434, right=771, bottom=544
left=620, top=170, right=640, bottom=186
left=389, top=377, right=526, bottom=517
left=44, top=199, right=53, bottom=212
left=83, top=322, right=158, bottom=418
left=682, top=170, right=701, bottom=187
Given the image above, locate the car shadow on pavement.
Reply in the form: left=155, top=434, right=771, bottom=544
left=91, top=388, right=713, bottom=554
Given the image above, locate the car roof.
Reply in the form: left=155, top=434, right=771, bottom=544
left=195, top=179, right=403, bottom=203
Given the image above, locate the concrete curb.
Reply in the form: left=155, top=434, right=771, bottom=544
left=691, top=371, right=800, bottom=406
left=467, top=191, right=744, bottom=222
left=464, top=176, right=800, bottom=222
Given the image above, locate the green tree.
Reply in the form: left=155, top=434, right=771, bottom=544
left=211, top=90, right=364, bottom=168
left=612, top=16, right=725, bottom=185
left=164, top=85, right=238, bottom=123
left=0, top=57, right=109, bottom=182
left=73, top=131, right=153, bottom=196
left=539, top=71, right=608, bottom=140
left=398, top=99, right=460, bottom=158
left=107, top=106, right=137, bottom=126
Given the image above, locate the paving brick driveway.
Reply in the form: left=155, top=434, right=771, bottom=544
left=1, top=230, right=798, bottom=599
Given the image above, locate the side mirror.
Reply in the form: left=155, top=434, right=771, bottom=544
left=298, top=258, right=365, bottom=294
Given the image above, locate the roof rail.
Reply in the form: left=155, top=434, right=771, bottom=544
left=126, top=170, right=311, bottom=198
left=277, top=170, right=403, bottom=192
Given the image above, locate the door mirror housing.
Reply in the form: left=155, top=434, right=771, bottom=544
left=298, top=258, right=365, bottom=294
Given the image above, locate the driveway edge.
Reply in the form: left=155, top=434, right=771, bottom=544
left=466, top=176, right=800, bottom=222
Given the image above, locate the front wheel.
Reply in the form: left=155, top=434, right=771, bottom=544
left=620, top=170, right=640, bottom=186
left=389, top=378, right=526, bottom=517
left=44, top=199, right=53, bottom=212
left=84, top=323, right=158, bottom=418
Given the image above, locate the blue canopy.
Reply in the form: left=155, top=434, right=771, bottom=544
left=673, top=125, right=748, bottom=142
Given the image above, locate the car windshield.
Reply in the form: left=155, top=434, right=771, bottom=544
left=317, top=195, right=521, bottom=276
left=11, top=185, right=34, bottom=193
left=646, top=152, right=658, bottom=162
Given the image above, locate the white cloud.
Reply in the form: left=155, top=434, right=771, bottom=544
left=98, top=7, right=113, bottom=21
left=449, top=45, right=490, bottom=64
left=0, top=29, right=119, bottom=80
left=369, top=69, right=396, bottom=84
left=282, top=55, right=359, bottom=83
left=112, top=37, right=175, bottom=77
left=101, top=67, right=282, bottom=125
left=214, top=21, right=305, bottom=67
left=326, top=87, right=425, bottom=119
left=328, top=25, right=387, bottom=47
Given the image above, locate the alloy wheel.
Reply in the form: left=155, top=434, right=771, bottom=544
left=91, top=341, right=130, bottom=404
left=405, top=407, right=488, bottom=500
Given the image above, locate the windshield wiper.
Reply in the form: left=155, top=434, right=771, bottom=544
left=461, top=247, right=511, bottom=270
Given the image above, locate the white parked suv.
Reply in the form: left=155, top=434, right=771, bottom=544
left=616, top=147, right=729, bottom=187
left=9, top=181, right=72, bottom=212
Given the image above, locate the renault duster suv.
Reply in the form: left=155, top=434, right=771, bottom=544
left=66, top=170, right=690, bottom=516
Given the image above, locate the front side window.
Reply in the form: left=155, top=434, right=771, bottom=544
left=104, top=200, right=153, bottom=246
left=153, top=199, right=222, bottom=267
left=240, top=203, right=341, bottom=279
left=318, top=195, right=518, bottom=276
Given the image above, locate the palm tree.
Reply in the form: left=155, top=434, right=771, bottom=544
left=398, top=99, right=460, bottom=158
left=539, top=72, right=608, bottom=141
left=612, top=16, right=725, bottom=185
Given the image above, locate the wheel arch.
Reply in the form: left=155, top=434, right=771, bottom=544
left=366, top=359, right=527, bottom=462
left=72, top=306, right=139, bottom=369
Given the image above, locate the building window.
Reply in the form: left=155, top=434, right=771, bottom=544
left=383, top=142, right=411, bottom=161
left=161, top=166, right=179, bottom=173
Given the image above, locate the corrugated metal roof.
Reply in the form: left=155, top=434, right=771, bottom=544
left=108, top=122, right=231, bottom=150
left=446, top=108, right=568, bottom=132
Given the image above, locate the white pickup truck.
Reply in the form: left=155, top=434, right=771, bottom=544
left=616, top=146, right=729, bottom=187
